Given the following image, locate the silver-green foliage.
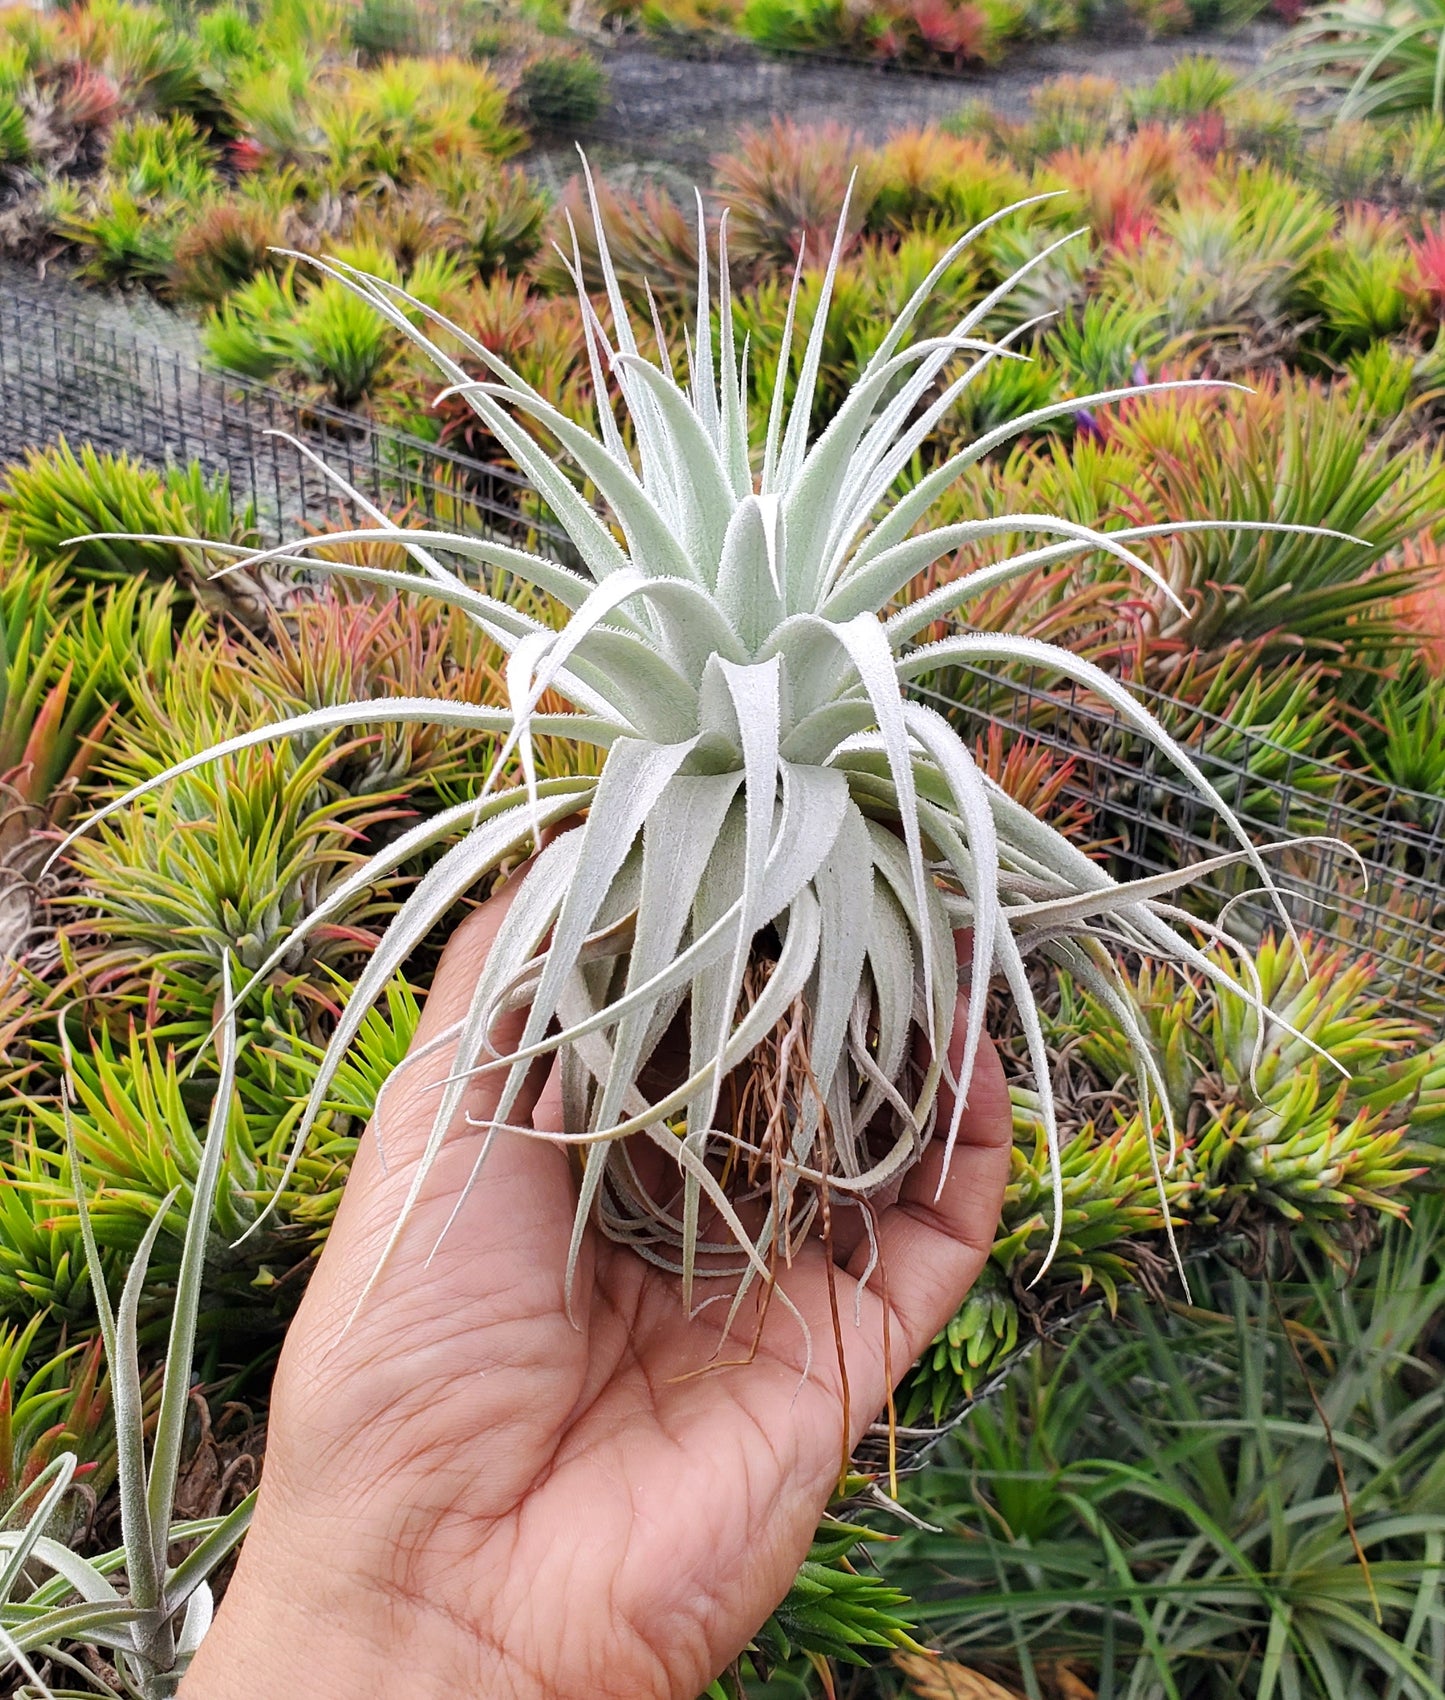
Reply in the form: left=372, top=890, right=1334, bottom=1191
left=1274, top=0, right=1445, bottom=120
left=1271, top=0, right=1445, bottom=119
left=890, top=1206, right=1445, bottom=1699
left=56, top=172, right=1350, bottom=1312
left=0, top=965, right=254, bottom=1700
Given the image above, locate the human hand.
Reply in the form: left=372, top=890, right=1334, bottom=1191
left=182, top=874, right=1013, bottom=1700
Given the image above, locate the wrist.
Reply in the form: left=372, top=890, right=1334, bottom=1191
left=181, top=1534, right=381, bottom=1700
left=180, top=1516, right=535, bottom=1700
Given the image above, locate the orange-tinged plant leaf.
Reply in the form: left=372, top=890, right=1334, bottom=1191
left=1393, top=534, right=1445, bottom=674
left=894, top=1650, right=1025, bottom=1700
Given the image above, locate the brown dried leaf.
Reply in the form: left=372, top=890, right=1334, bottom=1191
left=894, top=1655, right=1098, bottom=1700
left=892, top=1651, right=1024, bottom=1700
left=1042, top=1662, right=1098, bottom=1700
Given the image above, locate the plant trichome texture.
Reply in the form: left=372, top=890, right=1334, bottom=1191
left=66, top=175, right=1338, bottom=1315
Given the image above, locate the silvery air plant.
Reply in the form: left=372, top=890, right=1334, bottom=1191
left=0, top=966, right=254, bottom=1700
left=60, top=170, right=1349, bottom=1342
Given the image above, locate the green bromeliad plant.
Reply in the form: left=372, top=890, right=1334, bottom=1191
left=56, top=177, right=1369, bottom=1333
left=888, top=1196, right=1445, bottom=1700
left=1274, top=0, right=1445, bottom=122
left=0, top=444, right=273, bottom=625
left=897, top=933, right=1438, bottom=1426
left=0, top=970, right=253, bottom=1699
left=0, top=1319, right=112, bottom=1532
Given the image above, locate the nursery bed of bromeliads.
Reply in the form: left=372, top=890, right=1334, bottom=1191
left=8, top=51, right=1445, bottom=1415
left=3, top=4, right=1445, bottom=1691
left=3, top=227, right=1445, bottom=1438
left=3, top=409, right=1445, bottom=1688
left=3, top=388, right=1444, bottom=1427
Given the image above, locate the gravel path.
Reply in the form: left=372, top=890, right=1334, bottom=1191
left=543, top=21, right=1288, bottom=177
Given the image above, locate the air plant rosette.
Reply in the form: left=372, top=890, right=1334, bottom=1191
left=55, top=168, right=1373, bottom=1426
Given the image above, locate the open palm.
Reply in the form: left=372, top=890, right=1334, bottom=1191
left=185, top=881, right=1012, bottom=1700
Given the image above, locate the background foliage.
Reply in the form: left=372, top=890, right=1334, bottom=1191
left=2, top=0, right=1445, bottom=1692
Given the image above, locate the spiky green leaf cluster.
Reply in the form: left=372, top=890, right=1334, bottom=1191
left=0, top=1319, right=116, bottom=1537
left=899, top=935, right=1440, bottom=1427
left=704, top=1513, right=921, bottom=1696
left=27, top=1031, right=285, bottom=1268
left=4, top=979, right=429, bottom=1339
left=0, top=969, right=252, bottom=1699
left=72, top=735, right=405, bottom=984
left=752, top=1519, right=921, bottom=1669
left=1106, top=378, right=1442, bottom=669
left=0, top=1138, right=100, bottom=1333
left=0, top=442, right=267, bottom=618
left=902, top=1260, right=1019, bottom=1424
left=0, top=534, right=183, bottom=976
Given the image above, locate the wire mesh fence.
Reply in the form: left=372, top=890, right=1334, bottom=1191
left=914, top=662, right=1445, bottom=1023
left=0, top=281, right=576, bottom=561
left=3, top=278, right=1442, bottom=1025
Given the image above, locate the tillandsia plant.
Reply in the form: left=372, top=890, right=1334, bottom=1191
left=55, top=169, right=1358, bottom=1330
left=0, top=963, right=254, bottom=1700
left=1272, top=0, right=1445, bottom=122
left=0, top=1319, right=111, bottom=1532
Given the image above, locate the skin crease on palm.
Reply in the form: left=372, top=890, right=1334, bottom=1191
left=180, top=869, right=1013, bottom=1700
